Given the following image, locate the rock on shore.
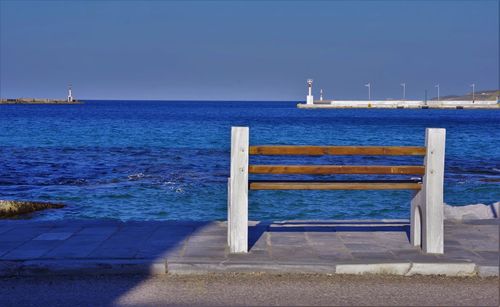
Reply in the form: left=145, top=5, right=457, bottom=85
left=444, top=202, right=499, bottom=220
left=0, top=200, right=65, bottom=218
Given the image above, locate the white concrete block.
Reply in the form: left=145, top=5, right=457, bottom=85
left=335, top=263, right=411, bottom=275
left=406, top=263, right=476, bottom=276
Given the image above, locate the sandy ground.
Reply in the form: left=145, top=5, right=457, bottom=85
left=0, top=273, right=498, bottom=306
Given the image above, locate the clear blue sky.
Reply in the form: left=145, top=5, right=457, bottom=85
left=0, top=0, right=498, bottom=100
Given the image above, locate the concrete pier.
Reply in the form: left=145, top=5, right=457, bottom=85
left=298, top=100, right=499, bottom=109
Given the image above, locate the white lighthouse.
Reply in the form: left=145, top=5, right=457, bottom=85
left=67, top=84, right=74, bottom=102
left=320, top=89, right=323, bottom=101
left=306, top=79, right=314, bottom=105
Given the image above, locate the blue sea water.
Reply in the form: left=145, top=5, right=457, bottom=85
left=0, top=100, right=499, bottom=221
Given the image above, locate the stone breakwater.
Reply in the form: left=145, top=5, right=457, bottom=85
left=0, top=200, right=65, bottom=218
left=0, top=98, right=81, bottom=104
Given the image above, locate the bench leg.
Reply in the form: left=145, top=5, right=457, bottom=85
left=410, top=190, right=422, bottom=247
left=412, top=128, right=446, bottom=254
left=228, top=127, right=249, bottom=253
left=227, top=177, right=231, bottom=246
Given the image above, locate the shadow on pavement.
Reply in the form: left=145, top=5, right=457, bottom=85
left=248, top=221, right=411, bottom=250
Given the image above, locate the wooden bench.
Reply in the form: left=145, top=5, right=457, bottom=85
left=227, top=127, right=446, bottom=254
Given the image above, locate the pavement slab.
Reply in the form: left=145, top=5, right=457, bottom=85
left=34, top=232, right=74, bottom=241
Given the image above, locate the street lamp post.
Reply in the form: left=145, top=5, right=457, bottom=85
left=470, top=83, right=475, bottom=103
left=435, top=84, right=440, bottom=102
left=400, top=83, right=406, bottom=100
left=365, top=82, right=371, bottom=100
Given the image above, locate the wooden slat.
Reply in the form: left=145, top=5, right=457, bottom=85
left=249, top=181, right=422, bottom=190
left=249, top=146, right=426, bottom=156
left=249, top=165, right=425, bottom=175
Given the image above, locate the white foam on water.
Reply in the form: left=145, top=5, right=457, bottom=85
left=128, top=173, right=145, bottom=180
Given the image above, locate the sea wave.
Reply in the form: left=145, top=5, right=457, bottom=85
left=127, top=173, right=145, bottom=180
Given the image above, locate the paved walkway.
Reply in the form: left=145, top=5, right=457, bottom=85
left=0, top=219, right=498, bottom=276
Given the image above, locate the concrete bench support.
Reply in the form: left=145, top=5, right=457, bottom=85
left=228, top=127, right=249, bottom=253
left=410, top=128, right=446, bottom=254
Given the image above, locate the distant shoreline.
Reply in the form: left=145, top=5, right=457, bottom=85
left=1, top=98, right=82, bottom=104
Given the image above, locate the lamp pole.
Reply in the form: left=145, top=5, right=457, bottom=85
left=365, top=82, right=371, bottom=100
left=470, top=83, right=475, bottom=103
left=435, top=84, right=440, bottom=102
left=400, top=83, right=406, bottom=100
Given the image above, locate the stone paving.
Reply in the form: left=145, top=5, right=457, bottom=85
left=0, top=219, right=498, bottom=276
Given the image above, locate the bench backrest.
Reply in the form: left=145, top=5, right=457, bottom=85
left=249, top=145, right=426, bottom=173
left=248, top=145, right=427, bottom=190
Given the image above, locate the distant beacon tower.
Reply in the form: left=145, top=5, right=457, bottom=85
left=320, top=89, right=323, bottom=101
left=67, top=84, right=73, bottom=102
left=306, top=79, right=314, bottom=105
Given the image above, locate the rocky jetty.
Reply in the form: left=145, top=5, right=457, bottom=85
left=0, top=200, right=65, bottom=218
